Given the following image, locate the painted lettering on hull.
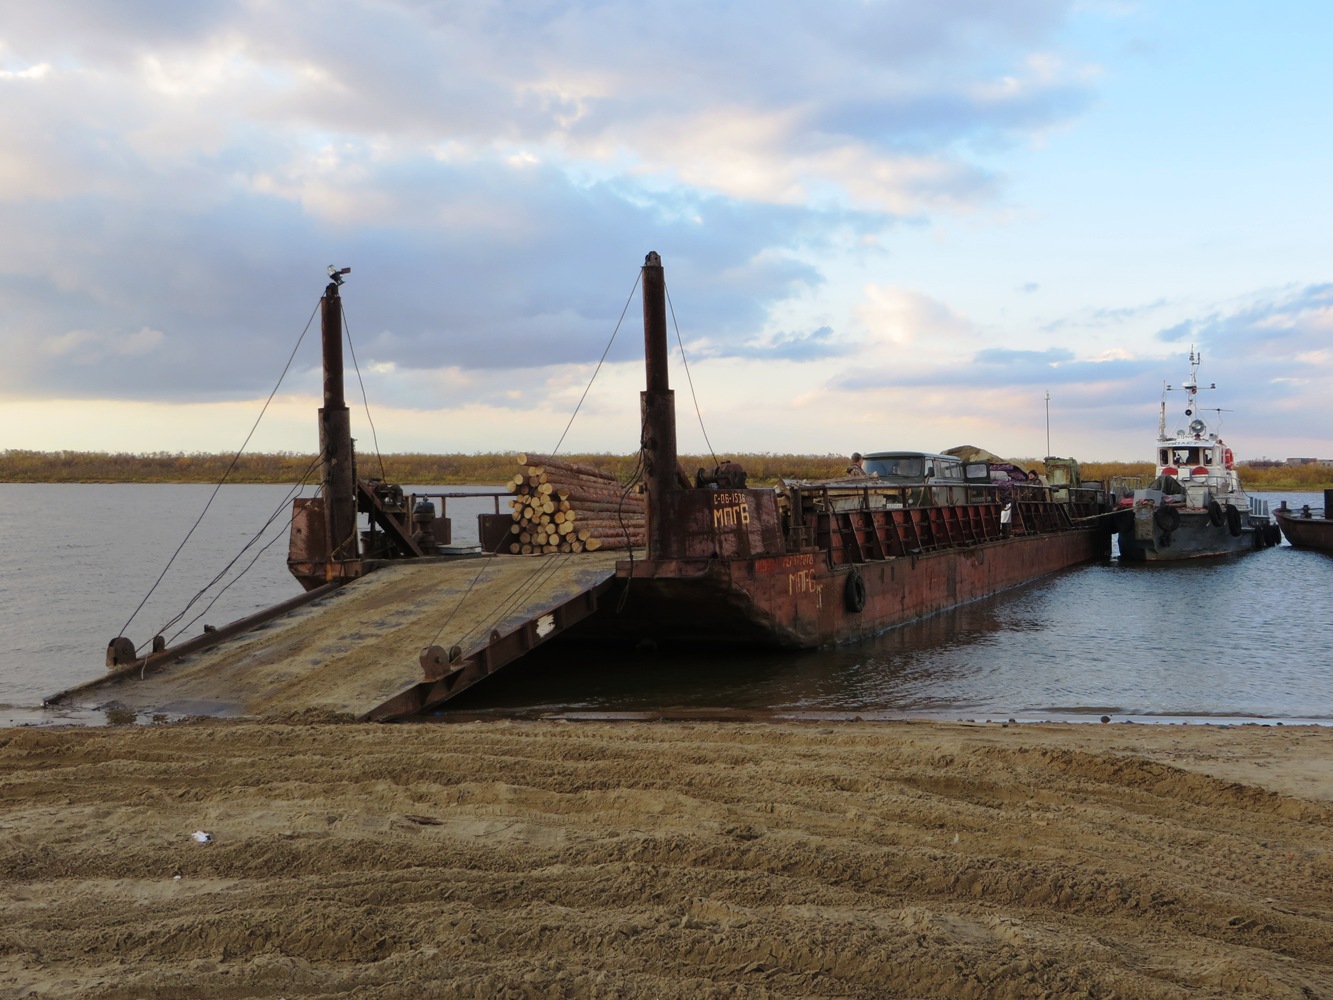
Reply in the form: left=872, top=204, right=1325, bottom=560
left=712, top=492, right=751, bottom=530
left=788, top=568, right=824, bottom=608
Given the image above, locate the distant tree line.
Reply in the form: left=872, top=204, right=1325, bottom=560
left=1, top=449, right=1326, bottom=490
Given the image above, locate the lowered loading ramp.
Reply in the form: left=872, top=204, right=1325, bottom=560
left=48, top=552, right=622, bottom=722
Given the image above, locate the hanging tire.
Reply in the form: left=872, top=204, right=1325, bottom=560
left=1154, top=505, right=1180, bottom=533
left=844, top=571, right=868, bottom=613
left=1207, top=499, right=1224, bottom=526
left=1226, top=505, right=1243, bottom=537
left=1267, top=524, right=1282, bottom=546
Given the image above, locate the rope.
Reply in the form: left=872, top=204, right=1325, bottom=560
left=426, top=268, right=646, bottom=651
left=549, top=271, right=641, bottom=457
left=665, top=281, right=719, bottom=470
left=119, top=297, right=323, bottom=643
left=341, top=300, right=387, bottom=481
left=156, top=454, right=323, bottom=645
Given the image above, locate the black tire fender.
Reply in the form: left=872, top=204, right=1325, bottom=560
left=845, top=570, right=868, bottom=613
left=1226, top=504, right=1243, bottom=537
left=1207, top=499, right=1224, bottom=527
left=1154, top=505, right=1180, bottom=533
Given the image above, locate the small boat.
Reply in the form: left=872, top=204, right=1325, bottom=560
left=1116, top=350, right=1279, bottom=561
left=1274, top=492, right=1333, bottom=553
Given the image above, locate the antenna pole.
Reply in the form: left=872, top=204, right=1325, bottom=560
left=1044, top=391, right=1051, bottom=459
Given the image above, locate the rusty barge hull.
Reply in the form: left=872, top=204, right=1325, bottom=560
left=582, top=527, right=1106, bottom=648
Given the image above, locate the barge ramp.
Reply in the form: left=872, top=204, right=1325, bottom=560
left=47, top=552, right=621, bottom=722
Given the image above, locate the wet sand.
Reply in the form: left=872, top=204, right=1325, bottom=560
left=1, top=718, right=1331, bottom=998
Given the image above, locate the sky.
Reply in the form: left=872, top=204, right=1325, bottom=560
left=2, top=0, right=1330, bottom=464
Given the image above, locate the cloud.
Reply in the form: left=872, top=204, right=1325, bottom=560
left=2, top=0, right=1098, bottom=411
left=721, top=325, right=842, bottom=362
left=0, top=0, right=1155, bottom=458
left=854, top=285, right=975, bottom=348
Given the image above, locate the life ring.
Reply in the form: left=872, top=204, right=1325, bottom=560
left=1226, top=504, right=1243, bottom=537
left=1207, top=499, right=1224, bottom=527
left=844, top=571, right=867, bottom=613
left=1223, top=447, right=1234, bottom=470
left=1153, top=505, right=1180, bottom=533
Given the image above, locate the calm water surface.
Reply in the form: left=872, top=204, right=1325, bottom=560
left=1, top=484, right=1329, bottom=726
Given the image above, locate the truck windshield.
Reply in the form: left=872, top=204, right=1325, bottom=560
left=865, top=457, right=925, bottom=479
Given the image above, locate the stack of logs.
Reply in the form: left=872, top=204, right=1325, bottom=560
left=506, top=453, right=645, bottom=554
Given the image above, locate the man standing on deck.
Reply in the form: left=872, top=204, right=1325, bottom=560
left=846, top=453, right=867, bottom=476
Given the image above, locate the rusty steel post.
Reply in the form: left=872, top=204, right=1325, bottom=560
left=640, top=251, right=677, bottom=560
left=319, top=279, right=358, bottom=564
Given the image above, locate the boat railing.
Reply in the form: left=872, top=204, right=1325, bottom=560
left=780, top=478, right=1102, bottom=561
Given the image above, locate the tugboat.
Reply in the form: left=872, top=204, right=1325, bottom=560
left=1117, top=350, right=1276, bottom=561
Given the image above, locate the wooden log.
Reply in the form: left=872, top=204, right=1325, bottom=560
left=571, top=517, right=646, bottom=531
left=564, top=500, right=643, bottom=515
left=537, top=467, right=630, bottom=488
left=548, top=484, right=640, bottom=504
left=517, top=454, right=620, bottom=482
left=582, top=528, right=646, bottom=541
left=584, top=536, right=643, bottom=552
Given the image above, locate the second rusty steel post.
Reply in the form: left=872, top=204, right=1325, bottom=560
left=319, top=276, right=358, bottom=565
left=640, top=251, right=678, bottom=560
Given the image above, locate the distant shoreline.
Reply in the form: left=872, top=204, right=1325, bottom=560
left=1, top=450, right=1325, bottom=491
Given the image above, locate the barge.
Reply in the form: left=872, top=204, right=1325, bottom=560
left=55, top=252, right=1111, bottom=722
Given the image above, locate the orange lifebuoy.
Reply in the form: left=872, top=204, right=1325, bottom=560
left=1223, top=447, right=1234, bottom=470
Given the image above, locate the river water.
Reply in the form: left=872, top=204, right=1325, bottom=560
left=1, top=484, right=1329, bottom=727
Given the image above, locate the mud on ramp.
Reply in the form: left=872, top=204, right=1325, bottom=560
left=58, top=553, right=620, bottom=721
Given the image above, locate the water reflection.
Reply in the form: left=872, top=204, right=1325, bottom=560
left=453, top=496, right=1333, bottom=722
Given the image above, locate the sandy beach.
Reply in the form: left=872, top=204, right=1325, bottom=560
left=1, top=718, right=1330, bottom=998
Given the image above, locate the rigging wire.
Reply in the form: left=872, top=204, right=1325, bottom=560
left=119, top=298, right=324, bottom=645
left=549, top=271, right=641, bottom=457
left=340, top=300, right=387, bottom=481
left=427, top=268, right=645, bottom=651
left=157, top=454, right=323, bottom=644
left=613, top=449, right=646, bottom=613
left=665, top=281, right=718, bottom=470
left=165, top=514, right=301, bottom=645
